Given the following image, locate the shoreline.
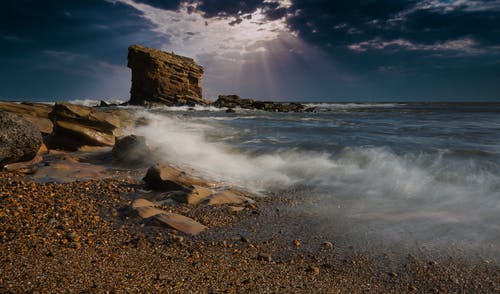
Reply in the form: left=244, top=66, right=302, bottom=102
left=1, top=101, right=499, bottom=292
left=1, top=150, right=499, bottom=292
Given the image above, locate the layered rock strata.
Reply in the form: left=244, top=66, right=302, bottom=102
left=127, top=45, right=207, bottom=106
left=48, top=103, right=122, bottom=150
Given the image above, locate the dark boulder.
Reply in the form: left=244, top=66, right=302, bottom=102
left=112, top=135, right=153, bottom=165
left=0, top=110, right=43, bottom=166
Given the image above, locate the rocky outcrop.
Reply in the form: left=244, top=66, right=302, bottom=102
left=127, top=45, right=207, bottom=106
left=48, top=103, right=122, bottom=150
left=0, top=110, right=43, bottom=166
left=213, top=95, right=305, bottom=112
left=0, top=102, right=53, bottom=134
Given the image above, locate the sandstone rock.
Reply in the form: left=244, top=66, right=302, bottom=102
left=212, top=95, right=305, bottom=112
left=48, top=103, right=121, bottom=150
left=112, top=135, right=153, bottom=165
left=206, top=189, right=255, bottom=205
left=3, top=153, right=43, bottom=173
left=0, top=110, right=43, bottom=166
left=127, top=45, right=207, bottom=106
left=0, top=102, right=53, bottom=134
left=143, top=163, right=209, bottom=191
left=131, top=198, right=207, bottom=235
left=171, top=185, right=213, bottom=205
left=154, top=212, right=207, bottom=236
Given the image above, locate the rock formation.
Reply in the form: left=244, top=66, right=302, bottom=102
left=112, top=134, right=154, bottom=166
left=127, top=45, right=207, bottom=106
left=48, top=103, right=123, bottom=150
left=0, top=102, right=53, bottom=134
left=213, top=95, right=306, bottom=112
left=0, top=110, right=43, bottom=166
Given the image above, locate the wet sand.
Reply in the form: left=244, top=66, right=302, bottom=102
left=1, top=158, right=499, bottom=293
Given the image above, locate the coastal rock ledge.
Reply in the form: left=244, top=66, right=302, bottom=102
left=127, top=44, right=207, bottom=106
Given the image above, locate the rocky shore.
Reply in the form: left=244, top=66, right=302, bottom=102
left=1, top=101, right=499, bottom=293
left=1, top=44, right=499, bottom=292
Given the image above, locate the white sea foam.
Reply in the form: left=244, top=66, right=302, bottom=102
left=135, top=111, right=500, bottom=259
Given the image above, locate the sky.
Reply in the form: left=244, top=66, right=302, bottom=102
left=1, top=0, right=499, bottom=102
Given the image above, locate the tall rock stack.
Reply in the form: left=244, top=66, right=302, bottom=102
left=127, top=45, right=207, bottom=106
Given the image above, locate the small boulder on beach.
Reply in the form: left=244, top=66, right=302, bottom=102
left=0, top=110, right=43, bottom=166
left=132, top=198, right=207, bottom=235
left=143, top=163, right=210, bottom=191
left=112, top=134, right=153, bottom=165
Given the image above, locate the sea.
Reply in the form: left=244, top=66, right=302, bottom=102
left=76, top=100, right=500, bottom=260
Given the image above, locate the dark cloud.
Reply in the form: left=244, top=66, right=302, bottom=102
left=285, top=0, right=500, bottom=50
left=133, top=0, right=183, bottom=10
left=194, top=0, right=264, bottom=18
left=0, top=0, right=166, bottom=99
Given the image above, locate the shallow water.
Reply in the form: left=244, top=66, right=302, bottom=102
left=132, top=102, right=500, bottom=260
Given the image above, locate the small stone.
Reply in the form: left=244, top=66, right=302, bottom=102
left=257, top=253, right=272, bottom=262
left=171, top=235, right=184, bottom=243
left=71, top=242, right=82, bottom=250
left=308, top=266, right=320, bottom=275
left=240, top=236, right=250, bottom=243
left=388, top=272, right=398, bottom=277
left=293, top=239, right=301, bottom=247
left=228, top=206, right=245, bottom=213
left=323, top=241, right=334, bottom=249
left=409, top=285, right=417, bottom=291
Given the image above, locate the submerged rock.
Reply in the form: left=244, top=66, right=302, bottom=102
left=127, top=44, right=207, bottom=106
left=0, top=110, right=43, bottom=166
left=48, top=103, right=122, bottom=150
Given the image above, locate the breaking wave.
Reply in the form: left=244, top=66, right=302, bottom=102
left=135, top=111, right=500, bottom=260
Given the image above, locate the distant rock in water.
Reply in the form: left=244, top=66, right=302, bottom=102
left=127, top=44, right=207, bottom=106
left=0, top=110, right=42, bottom=166
left=213, top=95, right=305, bottom=112
left=48, top=103, right=122, bottom=150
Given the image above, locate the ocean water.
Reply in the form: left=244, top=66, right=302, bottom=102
left=73, top=100, right=497, bottom=259
left=128, top=102, right=500, bottom=259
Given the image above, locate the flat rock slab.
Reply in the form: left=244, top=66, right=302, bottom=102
left=131, top=198, right=207, bottom=235
left=171, top=185, right=213, bottom=205
left=206, top=189, right=255, bottom=206
left=32, top=160, right=108, bottom=183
